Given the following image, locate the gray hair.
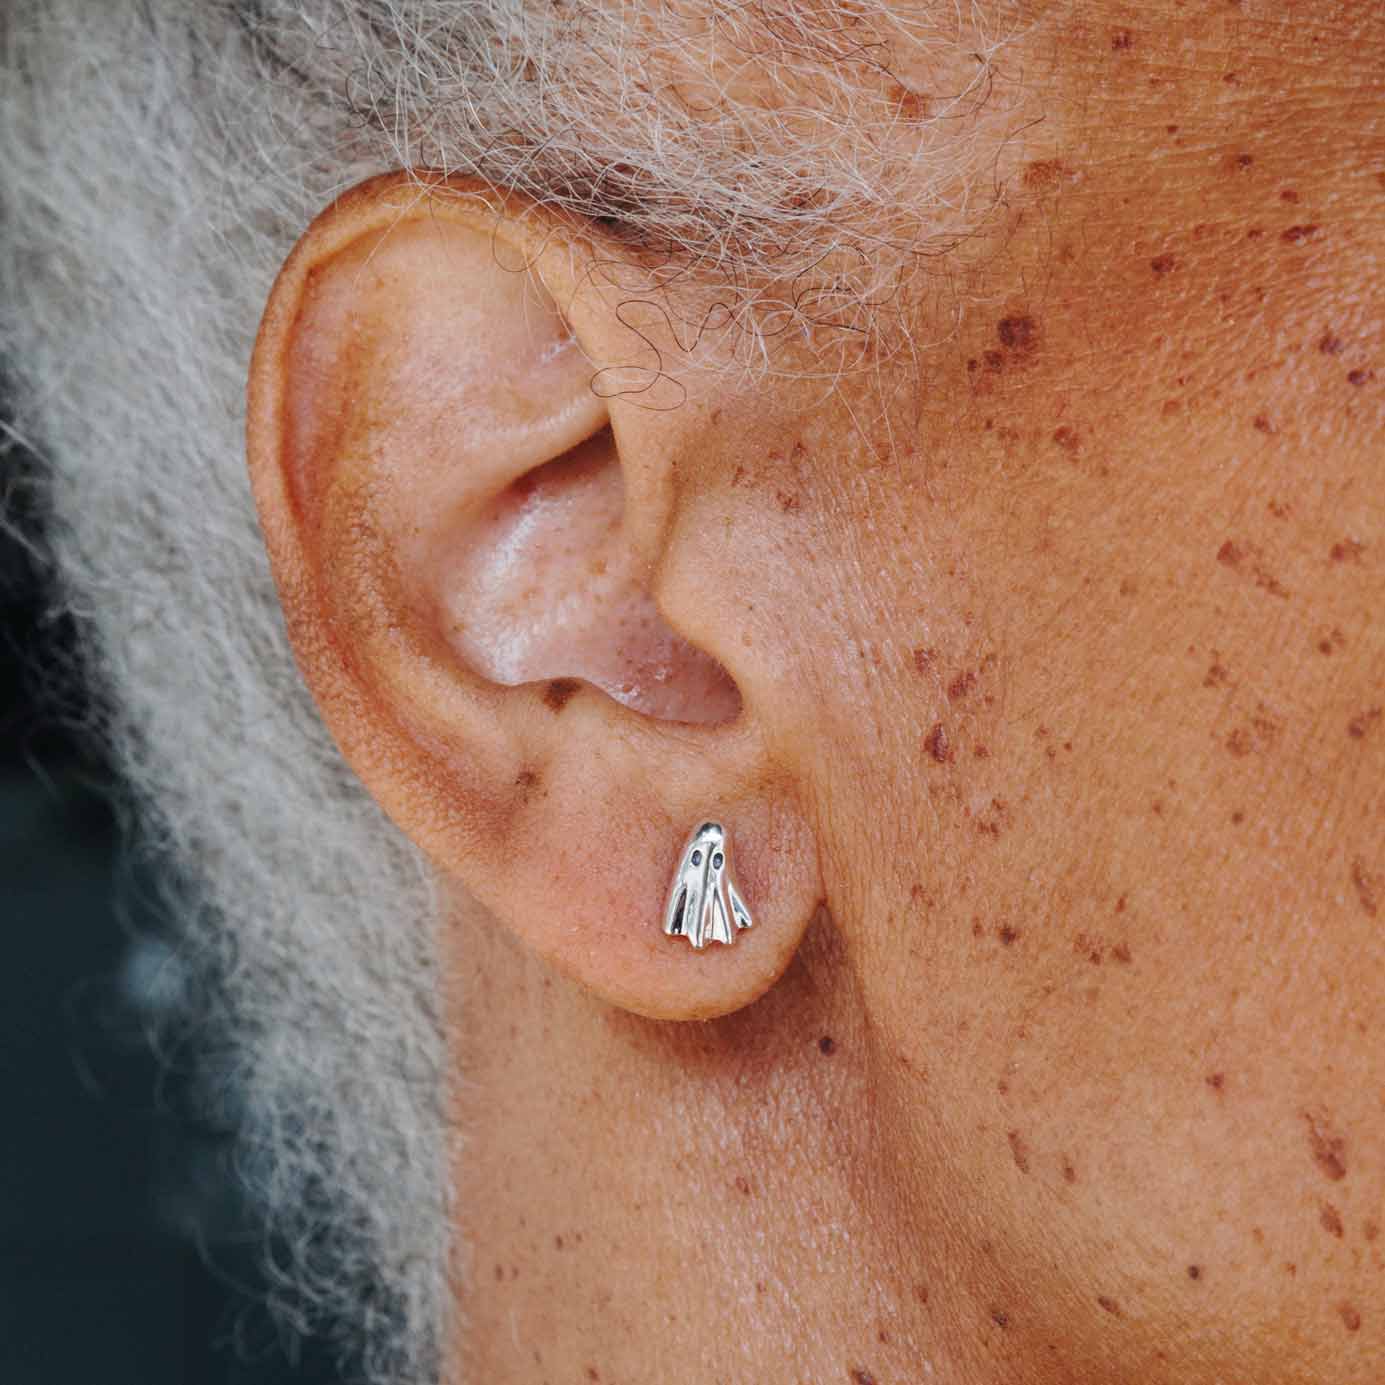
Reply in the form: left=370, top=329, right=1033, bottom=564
left=0, top=2, right=1010, bottom=1378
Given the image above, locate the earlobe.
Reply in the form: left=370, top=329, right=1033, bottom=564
left=246, top=172, right=823, bottom=1020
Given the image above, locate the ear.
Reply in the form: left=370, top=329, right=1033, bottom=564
left=245, top=172, right=822, bottom=1020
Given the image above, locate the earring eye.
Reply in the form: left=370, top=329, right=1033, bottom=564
left=712, top=851, right=724, bottom=869
left=691, top=849, right=702, bottom=866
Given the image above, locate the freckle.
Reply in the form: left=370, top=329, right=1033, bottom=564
left=1330, top=539, right=1364, bottom=562
left=1280, top=188, right=1300, bottom=203
left=1347, top=368, right=1375, bottom=386
left=1235, top=153, right=1254, bottom=168
left=1217, top=539, right=1243, bottom=568
left=973, top=743, right=990, bottom=758
left=1348, top=708, right=1381, bottom=739
left=997, top=314, right=1038, bottom=351
left=917, top=1284, right=930, bottom=1305
left=972, top=919, right=984, bottom=938
left=731, top=464, right=747, bottom=486
left=1166, top=123, right=1179, bottom=133
left=1112, top=942, right=1133, bottom=964
left=1111, top=28, right=1133, bottom=49
left=1281, top=224, right=1318, bottom=243
left=1115, top=895, right=1127, bottom=914
left=1321, top=1203, right=1345, bottom=1238
left=1206, top=1072, right=1225, bottom=1093
left=1365, top=1220, right=1379, bottom=1242
left=1225, top=728, right=1253, bottom=757
left=851, top=1370, right=877, bottom=1385
left=984, top=349, right=1004, bottom=371
left=1187, top=1265, right=1202, bottom=1280
left=912, top=646, right=936, bottom=672
left=554, top=1235, right=564, bottom=1249
left=1008, top=1129, right=1032, bottom=1173
left=1062, top=1157, right=1077, bottom=1184
left=1252, top=414, right=1275, bottom=433
left=586, top=1369, right=600, bottom=1382
left=1052, top=425, right=1081, bottom=452
left=818, top=1035, right=837, bottom=1056
left=1339, top=1303, right=1362, bottom=1333
left=1246, top=226, right=1265, bottom=238
left=734, top=1175, right=752, bottom=1196
left=543, top=678, right=581, bottom=712
left=1350, top=858, right=1379, bottom=917
left=1231, top=810, right=1245, bottom=824
left=991, top=1308, right=1010, bottom=1329
left=1319, top=332, right=1344, bottom=355
left=925, top=722, right=952, bottom=763
left=877, top=1327, right=890, bottom=1344
left=997, top=924, right=1019, bottom=946
left=1097, top=1295, right=1122, bottom=1317
left=515, top=768, right=540, bottom=793
left=494, top=1263, right=504, bottom=1281
left=1151, top=253, right=1177, bottom=275
left=1303, top=1110, right=1348, bottom=1179
left=948, top=668, right=978, bottom=700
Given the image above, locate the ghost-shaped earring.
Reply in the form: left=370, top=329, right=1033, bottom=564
left=663, top=820, right=754, bottom=949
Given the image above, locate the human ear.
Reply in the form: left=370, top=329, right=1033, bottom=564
left=245, top=172, right=821, bottom=1020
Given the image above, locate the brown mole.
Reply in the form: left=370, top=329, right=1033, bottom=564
left=1321, top=1203, right=1345, bottom=1238
left=543, top=678, right=581, bottom=712
left=997, top=315, right=1038, bottom=352
left=1303, top=1110, right=1349, bottom=1180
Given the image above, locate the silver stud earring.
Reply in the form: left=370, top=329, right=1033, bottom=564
left=663, top=820, right=754, bottom=949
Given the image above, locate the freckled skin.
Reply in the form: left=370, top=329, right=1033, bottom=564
left=444, top=8, right=1385, bottom=1385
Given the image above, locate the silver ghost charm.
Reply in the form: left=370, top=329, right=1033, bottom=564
left=663, top=821, right=754, bottom=949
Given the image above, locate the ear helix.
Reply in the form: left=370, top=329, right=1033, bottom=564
left=662, top=820, right=755, bottom=949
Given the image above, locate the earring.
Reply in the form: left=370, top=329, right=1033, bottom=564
left=663, top=820, right=754, bottom=949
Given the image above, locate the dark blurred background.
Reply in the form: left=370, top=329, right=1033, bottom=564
left=1, top=405, right=343, bottom=1383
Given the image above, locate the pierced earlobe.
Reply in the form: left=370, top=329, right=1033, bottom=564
left=663, top=821, right=754, bottom=949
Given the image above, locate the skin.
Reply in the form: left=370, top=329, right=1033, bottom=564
left=246, top=3, right=1384, bottom=1380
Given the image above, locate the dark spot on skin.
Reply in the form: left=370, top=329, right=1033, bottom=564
left=983, top=349, right=1005, bottom=371
left=974, top=744, right=990, bottom=759
left=1188, top=1265, right=1202, bottom=1280
left=1112, top=943, right=1133, bottom=965
left=1217, top=539, right=1243, bottom=568
left=1053, top=425, right=1081, bottom=452
left=1330, top=539, right=1364, bottom=562
left=494, top=1264, right=504, bottom=1281
left=586, top=1369, right=600, bottom=1382
left=997, top=315, right=1038, bottom=352
left=1319, top=332, right=1345, bottom=355
left=554, top=1235, right=564, bottom=1249
left=1231, top=810, right=1245, bottom=824
left=1351, top=858, right=1379, bottom=917
left=1303, top=1110, right=1348, bottom=1180
left=877, top=1328, right=890, bottom=1345
left=1318, top=627, right=1346, bottom=655
left=1008, top=1130, right=1031, bottom=1173
left=1062, top=1157, right=1078, bottom=1184
left=851, top=1371, right=876, bottom=1385
left=1280, top=188, right=1300, bottom=203
left=912, top=646, right=935, bottom=672
left=776, top=489, right=801, bottom=512
left=1340, top=1304, right=1362, bottom=1333
left=818, top=1035, right=837, bottom=1056
left=891, top=84, right=929, bottom=121
left=1365, top=1220, right=1380, bottom=1242
left=917, top=1285, right=930, bottom=1305
left=1205, top=661, right=1232, bottom=688
left=1207, top=1072, right=1226, bottom=1093
left=1111, top=28, right=1134, bottom=49
left=1150, top=253, right=1178, bottom=275
left=972, top=920, right=984, bottom=938
left=925, top=722, right=952, bottom=763
left=1348, top=708, right=1381, bottom=740
left=1321, top=1203, right=1345, bottom=1238
left=731, top=464, right=747, bottom=486
left=948, top=669, right=978, bottom=700
left=1097, top=1296, right=1122, bottom=1317
left=997, top=924, right=1019, bottom=946
left=1252, top=414, right=1275, bottom=434
left=1281, top=224, right=1319, bottom=243
left=1347, top=368, right=1375, bottom=386
left=991, top=1309, right=1010, bottom=1329
left=734, top=1175, right=752, bottom=1197
left=1024, top=158, right=1072, bottom=189
left=1235, top=153, right=1254, bottom=169
left=515, top=768, right=540, bottom=794
left=544, top=678, right=581, bottom=712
